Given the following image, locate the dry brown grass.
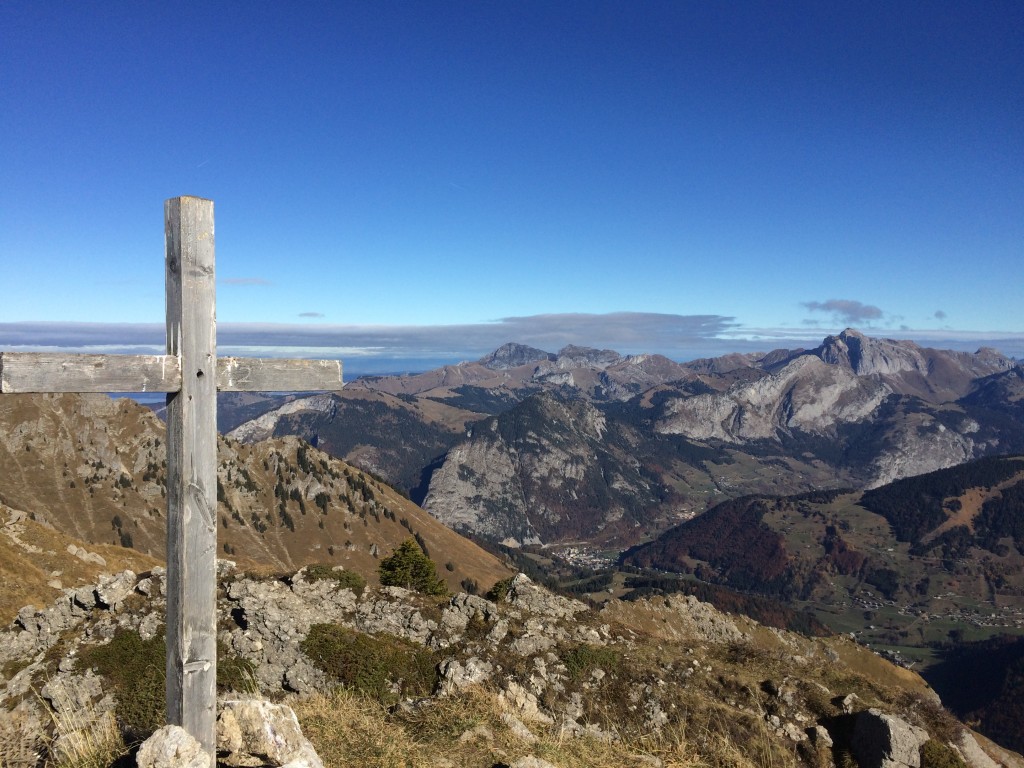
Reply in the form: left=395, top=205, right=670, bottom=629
left=293, top=685, right=798, bottom=768
left=0, top=704, right=44, bottom=768
left=39, top=683, right=126, bottom=768
left=0, top=505, right=160, bottom=624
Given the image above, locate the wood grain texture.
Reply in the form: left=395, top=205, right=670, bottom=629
left=0, top=352, right=181, bottom=393
left=0, top=353, right=342, bottom=394
left=164, top=196, right=219, bottom=757
left=217, top=356, right=342, bottom=391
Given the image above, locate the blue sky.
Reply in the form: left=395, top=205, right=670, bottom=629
left=2, top=1, right=1022, bottom=371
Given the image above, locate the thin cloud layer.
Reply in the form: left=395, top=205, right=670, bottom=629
left=1, top=313, right=1020, bottom=369
left=0, top=313, right=735, bottom=361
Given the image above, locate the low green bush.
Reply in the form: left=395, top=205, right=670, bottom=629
left=78, top=628, right=259, bottom=742
left=921, top=739, right=967, bottom=768
left=77, top=629, right=165, bottom=743
left=301, top=623, right=438, bottom=704
left=562, top=643, right=620, bottom=681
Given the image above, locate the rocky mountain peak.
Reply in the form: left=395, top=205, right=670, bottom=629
left=478, top=343, right=555, bottom=370
left=815, top=328, right=928, bottom=376
left=555, top=344, right=623, bottom=369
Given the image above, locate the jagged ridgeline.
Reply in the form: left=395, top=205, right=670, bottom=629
left=0, top=392, right=512, bottom=622
left=220, top=332, right=1024, bottom=550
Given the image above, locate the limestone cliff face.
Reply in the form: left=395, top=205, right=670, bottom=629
left=816, top=329, right=930, bottom=377
left=423, top=393, right=659, bottom=546
left=657, top=355, right=891, bottom=442
left=228, top=393, right=338, bottom=443
left=658, top=331, right=1014, bottom=441
left=866, top=415, right=979, bottom=489
left=422, top=437, right=535, bottom=545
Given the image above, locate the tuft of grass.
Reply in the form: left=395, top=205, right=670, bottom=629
left=293, top=684, right=793, bottom=768
left=0, top=705, right=44, bottom=768
left=303, top=564, right=367, bottom=596
left=40, top=683, right=126, bottom=768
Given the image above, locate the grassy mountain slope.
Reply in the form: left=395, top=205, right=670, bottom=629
left=0, top=393, right=513, bottom=611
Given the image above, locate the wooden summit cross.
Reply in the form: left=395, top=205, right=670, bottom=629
left=0, top=196, right=343, bottom=757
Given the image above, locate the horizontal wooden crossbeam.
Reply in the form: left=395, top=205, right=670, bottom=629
left=0, top=351, right=342, bottom=394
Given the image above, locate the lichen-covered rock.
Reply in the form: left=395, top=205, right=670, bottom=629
left=136, top=725, right=210, bottom=768
left=505, top=574, right=587, bottom=620
left=94, top=569, right=137, bottom=609
left=956, top=732, right=1000, bottom=768
left=509, top=757, right=559, bottom=768
left=438, top=656, right=494, bottom=693
left=217, top=699, right=323, bottom=768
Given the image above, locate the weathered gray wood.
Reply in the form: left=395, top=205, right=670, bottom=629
left=164, top=196, right=219, bottom=756
left=0, top=196, right=344, bottom=760
left=0, top=352, right=341, bottom=394
left=0, top=352, right=181, bottom=393
left=218, top=356, right=342, bottom=391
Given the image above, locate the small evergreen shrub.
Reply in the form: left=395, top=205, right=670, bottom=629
left=378, top=539, right=448, bottom=596
left=486, top=577, right=514, bottom=602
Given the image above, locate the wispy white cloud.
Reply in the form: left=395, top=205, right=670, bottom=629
left=299, top=312, right=325, bottom=319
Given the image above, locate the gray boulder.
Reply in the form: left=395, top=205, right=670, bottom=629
left=136, top=725, right=211, bottom=768
left=217, top=699, right=324, bottom=768
left=851, top=708, right=930, bottom=768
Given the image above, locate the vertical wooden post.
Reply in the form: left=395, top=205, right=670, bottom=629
left=164, top=196, right=218, bottom=756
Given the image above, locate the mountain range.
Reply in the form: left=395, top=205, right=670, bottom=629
left=222, top=329, right=1023, bottom=550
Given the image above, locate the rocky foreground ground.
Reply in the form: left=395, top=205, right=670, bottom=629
left=1, top=561, right=1021, bottom=768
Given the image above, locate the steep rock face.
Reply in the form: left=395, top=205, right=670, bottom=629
left=652, top=334, right=1013, bottom=488
left=423, top=393, right=660, bottom=546
left=657, top=355, right=890, bottom=442
left=479, top=343, right=555, bottom=370
left=553, top=345, right=623, bottom=369
left=228, top=393, right=338, bottom=443
left=866, top=414, right=979, bottom=488
left=816, top=329, right=930, bottom=377
left=813, top=329, right=1015, bottom=402
left=422, top=439, right=534, bottom=545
